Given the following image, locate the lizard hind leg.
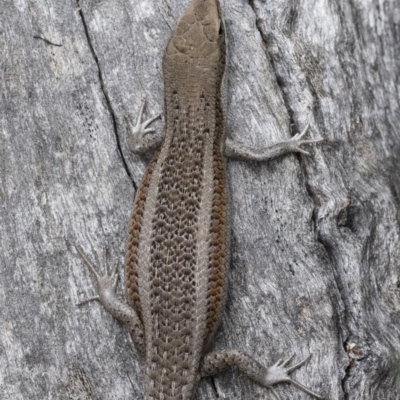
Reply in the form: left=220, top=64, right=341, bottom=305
left=200, top=349, right=323, bottom=399
left=75, top=245, right=145, bottom=353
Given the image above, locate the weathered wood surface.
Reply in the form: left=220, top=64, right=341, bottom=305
left=1, top=0, right=400, bottom=398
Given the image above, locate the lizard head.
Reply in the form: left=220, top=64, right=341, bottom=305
left=164, top=0, right=226, bottom=65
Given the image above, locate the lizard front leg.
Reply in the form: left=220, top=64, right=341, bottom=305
left=225, top=124, right=323, bottom=161
left=200, top=349, right=323, bottom=399
left=125, top=99, right=163, bottom=154
left=75, top=245, right=145, bottom=354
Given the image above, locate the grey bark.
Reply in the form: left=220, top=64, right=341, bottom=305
left=1, top=0, right=400, bottom=399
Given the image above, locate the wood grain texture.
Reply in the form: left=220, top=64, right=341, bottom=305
left=1, top=0, right=399, bottom=399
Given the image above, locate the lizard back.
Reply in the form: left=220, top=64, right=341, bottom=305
left=126, top=0, right=228, bottom=398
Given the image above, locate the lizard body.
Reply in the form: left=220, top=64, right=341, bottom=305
left=76, top=1, right=323, bottom=399
left=126, top=1, right=228, bottom=396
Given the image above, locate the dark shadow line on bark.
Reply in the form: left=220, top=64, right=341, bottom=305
left=33, top=35, right=63, bottom=47
left=210, top=376, right=220, bottom=398
left=310, top=210, right=353, bottom=399
left=76, top=0, right=137, bottom=192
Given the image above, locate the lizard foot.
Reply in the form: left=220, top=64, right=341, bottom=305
left=75, top=245, right=146, bottom=351
left=287, top=124, right=324, bottom=156
left=75, top=245, right=119, bottom=307
left=263, top=354, right=323, bottom=399
left=125, top=99, right=162, bottom=153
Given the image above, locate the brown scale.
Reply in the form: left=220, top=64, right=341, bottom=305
left=126, top=151, right=160, bottom=319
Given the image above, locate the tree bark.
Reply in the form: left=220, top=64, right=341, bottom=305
left=1, top=0, right=400, bottom=399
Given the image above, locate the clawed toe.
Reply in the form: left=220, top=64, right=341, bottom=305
left=290, top=123, right=309, bottom=141
left=281, top=354, right=295, bottom=367
left=143, top=114, right=161, bottom=132
left=75, top=245, right=101, bottom=280
left=302, top=138, right=324, bottom=144
left=270, top=387, right=282, bottom=400
left=77, top=295, right=100, bottom=306
left=297, top=123, right=310, bottom=139
left=286, top=353, right=311, bottom=373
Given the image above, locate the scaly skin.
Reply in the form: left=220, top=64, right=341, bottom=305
left=76, top=1, right=323, bottom=399
left=127, top=1, right=228, bottom=397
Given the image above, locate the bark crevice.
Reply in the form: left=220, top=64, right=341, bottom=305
left=248, top=0, right=297, bottom=135
left=76, top=0, right=137, bottom=191
left=248, top=3, right=354, bottom=397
